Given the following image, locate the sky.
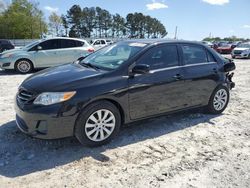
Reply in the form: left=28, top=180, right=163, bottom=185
left=2, top=0, right=250, bottom=40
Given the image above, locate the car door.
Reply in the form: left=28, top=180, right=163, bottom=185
left=30, top=39, right=60, bottom=67
left=128, top=44, right=187, bottom=120
left=58, top=39, right=78, bottom=64
left=180, top=44, right=219, bottom=107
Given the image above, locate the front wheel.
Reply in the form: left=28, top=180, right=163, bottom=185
left=75, top=101, right=121, bottom=147
left=15, top=59, right=33, bottom=74
left=206, top=86, right=230, bottom=114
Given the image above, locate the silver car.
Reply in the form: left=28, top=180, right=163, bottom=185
left=231, top=43, right=250, bottom=59
left=0, top=37, right=94, bottom=73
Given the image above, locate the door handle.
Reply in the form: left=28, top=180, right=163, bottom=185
left=173, top=74, right=182, bottom=80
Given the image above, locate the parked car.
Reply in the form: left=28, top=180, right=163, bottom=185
left=91, top=39, right=113, bottom=50
left=0, top=37, right=94, bottom=73
left=15, top=40, right=235, bottom=146
left=231, top=41, right=242, bottom=49
left=201, top=41, right=213, bottom=48
left=0, top=39, right=15, bottom=53
left=215, top=42, right=234, bottom=54
left=231, top=43, right=250, bottom=59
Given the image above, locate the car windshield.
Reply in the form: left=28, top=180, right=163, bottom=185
left=80, top=42, right=147, bottom=70
left=238, top=43, right=250, bottom=48
left=23, top=40, right=42, bottom=49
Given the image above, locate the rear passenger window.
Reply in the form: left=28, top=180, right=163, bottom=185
left=181, top=45, right=208, bottom=65
left=207, top=51, right=216, bottom=62
left=75, top=40, right=85, bottom=47
left=137, top=45, right=179, bottom=70
left=101, top=40, right=106, bottom=45
left=60, top=39, right=76, bottom=48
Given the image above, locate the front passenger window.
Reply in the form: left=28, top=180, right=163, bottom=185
left=39, top=39, right=59, bottom=50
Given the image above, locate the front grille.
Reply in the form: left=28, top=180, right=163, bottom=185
left=17, top=88, right=35, bottom=104
left=233, top=50, right=243, bottom=55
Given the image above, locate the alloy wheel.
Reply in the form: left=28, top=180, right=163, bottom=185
left=213, top=89, right=228, bottom=111
left=85, top=109, right=116, bottom=142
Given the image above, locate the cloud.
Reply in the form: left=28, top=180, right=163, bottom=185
left=146, top=1, right=168, bottom=10
left=243, top=25, right=250, bottom=28
left=229, top=30, right=234, bottom=33
left=44, top=6, right=59, bottom=13
left=0, top=0, right=7, bottom=11
left=202, top=0, right=229, bottom=5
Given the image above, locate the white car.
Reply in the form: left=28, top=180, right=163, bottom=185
left=91, top=39, right=113, bottom=50
left=0, top=37, right=94, bottom=73
left=231, top=43, right=250, bottom=59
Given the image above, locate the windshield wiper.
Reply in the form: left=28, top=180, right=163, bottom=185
left=80, top=62, right=100, bottom=70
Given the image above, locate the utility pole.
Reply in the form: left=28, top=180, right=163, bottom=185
left=174, top=26, right=178, bottom=39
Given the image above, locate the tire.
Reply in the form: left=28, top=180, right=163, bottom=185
left=74, top=101, right=121, bottom=147
left=206, top=85, right=230, bottom=114
left=15, top=59, right=33, bottom=74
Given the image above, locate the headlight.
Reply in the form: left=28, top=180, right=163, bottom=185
left=243, top=49, right=250, bottom=54
left=34, top=91, right=76, bottom=106
left=1, top=53, right=13, bottom=58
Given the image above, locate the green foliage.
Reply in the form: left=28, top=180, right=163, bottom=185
left=63, top=5, right=167, bottom=38
left=48, top=12, right=62, bottom=36
left=0, top=0, right=47, bottom=39
left=203, top=36, right=250, bottom=42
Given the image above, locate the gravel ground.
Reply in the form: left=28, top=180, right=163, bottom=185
left=0, top=57, right=250, bottom=188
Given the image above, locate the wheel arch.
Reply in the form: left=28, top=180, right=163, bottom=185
left=74, top=98, right=126, bottom=133
left=15, top=58, right=34, bottom=69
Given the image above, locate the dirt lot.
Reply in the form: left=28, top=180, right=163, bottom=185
left=0, top=57, right=250, bottom=188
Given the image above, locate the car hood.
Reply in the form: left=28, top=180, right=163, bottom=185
left=21, top=63, right=105, bottom=93
left=0, top=48, right=25, bottom=55
left=234, top=47, right=249, bottom=51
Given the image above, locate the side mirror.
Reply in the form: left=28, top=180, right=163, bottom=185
left=37, top=46, right=42, bottom=51
left=132, top=64, right=150, bottom=74
left=223, top=62, right=236, bottom=72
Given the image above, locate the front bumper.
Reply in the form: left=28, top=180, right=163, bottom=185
left=231, top=52, right=249, bottom=58
left=14, top=98, right=77, bottom=139
left=0, top=57, right=15, bottom=69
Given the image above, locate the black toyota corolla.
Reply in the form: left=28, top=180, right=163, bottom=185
left=15, top=40, right=235, bottom=146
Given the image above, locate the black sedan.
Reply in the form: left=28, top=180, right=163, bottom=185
left=15, top=40, right=235, bottom=146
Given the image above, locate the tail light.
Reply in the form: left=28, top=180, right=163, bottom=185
left=88, top=48, right=95, bottom=53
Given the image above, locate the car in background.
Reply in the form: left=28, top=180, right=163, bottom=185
left=231, top=41, right=242, bottom=49
left=0, top=37, right=94, bottom=73
left=201, top=41, right=213, bottom=48
left=215, top=42, right=234, bottom=54
left=15, top=40, right=235, bottom=146
left=231, top=43, right=250, bottom=59
left=91, top=39, right=114, bottom=50
left=0, top=39, right=15, bottom=53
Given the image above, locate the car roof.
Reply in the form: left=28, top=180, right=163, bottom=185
left=43, top=37, right=88, bottom=42
left=118, top=39, right=206, bottom=46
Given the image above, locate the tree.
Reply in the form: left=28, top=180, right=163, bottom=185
left=49, top=12, right=62, bottom=36
left=64, top=5, right=167, bottom=39
left=0, top=0, right=47, bottom=39
left=61, top=15, right=69, bottom=36
left=67, top=5, right=82, bottom=37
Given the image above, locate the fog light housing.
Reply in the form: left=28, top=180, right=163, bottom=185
left=2, top=62, right=11, bottom=67
left=36, top=121, right=48, bottom=135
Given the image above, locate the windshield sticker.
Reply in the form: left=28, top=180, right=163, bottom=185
left=129, top=43, right=147, bottom=47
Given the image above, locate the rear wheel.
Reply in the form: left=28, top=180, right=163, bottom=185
left=15, top=59, right=33, bottom=74
left=75, top=101, right=121, bottom=147
left=206, top=86, right=230, bottom=114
